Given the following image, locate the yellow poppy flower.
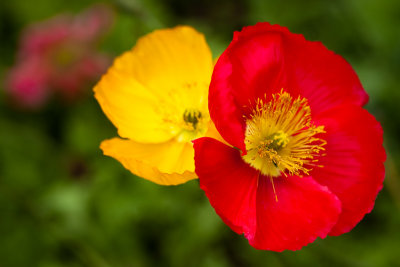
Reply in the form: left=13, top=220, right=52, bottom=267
left=94, top=26, right=216, bottom=185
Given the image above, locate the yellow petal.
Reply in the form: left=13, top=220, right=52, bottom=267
left=94, top=26, right=213, bottom=143
left=204, top=120, right=229, bottom=146
left=94, top=65, right=175, bottom=143
left=129, top=26, right=213, bottom=97
left=100, top=138, right=197, bottom=185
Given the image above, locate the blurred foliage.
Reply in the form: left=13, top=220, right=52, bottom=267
left=1, top=0, right=400, bottom=266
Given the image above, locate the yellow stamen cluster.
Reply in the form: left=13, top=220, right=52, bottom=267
left=158, top=81, right=209, bottom=143
left=242, top=90, right=326, bottom=177
left=183, top=109, right=203, bottom=130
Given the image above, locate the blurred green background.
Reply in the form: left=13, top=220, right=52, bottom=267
left=1, top=0, right=400, bottom=266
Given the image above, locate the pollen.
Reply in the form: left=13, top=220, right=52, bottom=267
left=156, top=81, right=209, bottom=143
left=183, top=109, right=202, bottom=130
left=242, top=90, right=326, bottom=177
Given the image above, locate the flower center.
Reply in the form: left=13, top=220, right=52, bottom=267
left=175, top=108, right=208, bottom=142
left=183, top=109, right=202, bottom=130
left=157, top=81, right=209, bottom=143
left=242, top=90, right=326, bottom=177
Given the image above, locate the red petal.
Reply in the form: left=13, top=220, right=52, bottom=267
left=251, top=175, right=341, bottom=251
left=223, top=31, right=286, bottom=110
left=193, top=137, right=258, bottom=236
left=312, top=105, right=385, bottom=235
left=209, top=22, right=368, bottom=151
left=281, top=31, right=368, bottom=114
left=237, top=22, right=368, bottom=113
left=208, top=53, right=247, bottom=152
left=193, top=137, right=341, bottom=251
left=209, top=28, right=286, bottom=152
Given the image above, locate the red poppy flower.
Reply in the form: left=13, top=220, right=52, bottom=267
left=193, top=23, right=385, bottom=251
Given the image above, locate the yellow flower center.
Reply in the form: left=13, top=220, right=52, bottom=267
left=174, top=108, right=207, bottom=142
left=157, top=81, right=210, bottom=143
left=242, top=90, right=326, bottom=177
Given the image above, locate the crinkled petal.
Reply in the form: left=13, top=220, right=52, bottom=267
left=194, top=137, right=258, bottom=235
left=251, top=175, right=341, bottom=251
left=101, top=137, right=197, bottom=185
left=94, top=65, right=174, bottom=143
left=209, top=31, right=285, bottom=152
left=193, top=137, right=341, bottom=251
left=312, top=104, right=385, bottom=235
left=209, top=22, right=368, bottom=150
left=235, top=22, right=368, bottom=113
left=128, top=26, right=213, bottom=96
left=94, top=26, right=213, bottom=143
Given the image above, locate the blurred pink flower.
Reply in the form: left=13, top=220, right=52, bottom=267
left=5, top=4, right=114, bottom=109
left=6, top=57, right=50, bottom=109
